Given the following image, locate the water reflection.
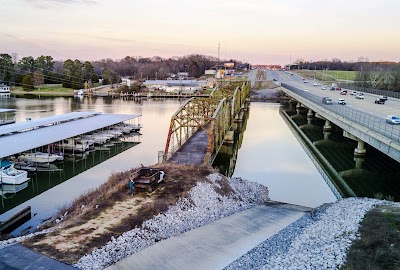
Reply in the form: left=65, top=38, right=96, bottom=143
left=0, top=96, right=183, bottom=235
left=284, top=104, right=400, bottom=201
left=214, top=103, right=337, bottom=208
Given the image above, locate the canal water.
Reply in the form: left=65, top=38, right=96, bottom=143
left=0, top=96, right=338, bottom=235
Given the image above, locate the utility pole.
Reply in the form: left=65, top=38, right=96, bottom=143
left=218, top=42, right=220, bottom=61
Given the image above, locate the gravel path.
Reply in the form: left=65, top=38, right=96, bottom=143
left=226, top=197, right=399, bottom=270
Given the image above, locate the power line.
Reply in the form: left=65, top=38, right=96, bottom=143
left=0, top=65, right=85, bottom=86
left=0, top=31, right=70, bottom=59
left=0, top=63, right=96, bottom=84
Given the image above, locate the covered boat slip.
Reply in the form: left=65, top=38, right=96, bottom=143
left=0, top=112, right=141, bottom=159
left=0, top=108, right=16, bottom=126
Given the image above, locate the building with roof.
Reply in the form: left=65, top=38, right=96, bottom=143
left=143, top=80, right=207, bottom=93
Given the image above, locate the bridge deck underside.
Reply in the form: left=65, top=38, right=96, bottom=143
left=168, top=125, right=210, bottom=165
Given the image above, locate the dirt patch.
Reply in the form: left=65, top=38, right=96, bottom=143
left=23, top=163, right=219, bottom=264
left=251, top=88, right=284, bottom=102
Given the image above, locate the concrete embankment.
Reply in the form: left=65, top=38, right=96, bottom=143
left=105, top=202, right=310, bottom=270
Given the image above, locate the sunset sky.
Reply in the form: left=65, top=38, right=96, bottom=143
left=1, top=0, right=399, bottom=65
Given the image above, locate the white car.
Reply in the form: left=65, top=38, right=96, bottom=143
left=356, top=94, right=364, bottom=99
left=386, top=115, right=400, bottom=124
left=350, top=91, right=358, bottom=95
left=313, top=83, right=318, bottom=86
left=304, top=88, right=308, bottom=91
left=338, top=98, right=346, bottom=105
left=321, top=86, right=326, bottom=90
left=304, top=80, right=308, bottom=83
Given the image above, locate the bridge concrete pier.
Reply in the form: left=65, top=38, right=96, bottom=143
left=343, top=131, right=367, bottom=157
left=323, top=120, right=332, bottom=131
left=224, top=130, right=234, bottom=145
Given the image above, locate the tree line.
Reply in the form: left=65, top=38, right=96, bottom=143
left=291, top=58, right=400, bottom=92
left=0, top=53, right=247, bottom=90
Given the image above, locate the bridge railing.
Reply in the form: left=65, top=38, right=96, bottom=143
left=205, top=98, right=231, bottom=164
left=282, top=83, right=400, bottom=143
left=163, top=98, right=220, bottom=162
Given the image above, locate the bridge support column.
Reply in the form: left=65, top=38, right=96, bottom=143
left=343, top=130, right=367, bottom=157
left=307, top=109, right=313, bottom=125
left=323, top=130, right=331, bottom=140
left=354, top=157, right=365, bottom=169
left=224, top=130, right=234, bottom=145
left=354, top=140, right=366, bottom=157
left=323, top=120, right=332, bottom=131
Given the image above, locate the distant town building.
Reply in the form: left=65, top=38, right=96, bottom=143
left=143, top=80, right=207, bottom=93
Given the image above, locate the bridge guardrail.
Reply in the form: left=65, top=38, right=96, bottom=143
left=281, top=83, right=400, bottom=144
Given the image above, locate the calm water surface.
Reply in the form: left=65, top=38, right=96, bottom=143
left=0, top=97, right=336, bottom=235
left=229, top=103, right=336, bottom=207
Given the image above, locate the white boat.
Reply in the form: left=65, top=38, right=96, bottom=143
left=61, top=138, right=90, bottom=153
left=0, top=182, right=28, bottom=198
left=80, top=134, right=110, bottom=145
left=113, top=124, right=134, bottom=134
left=74, top=89, right=85, bottom=96
left=0, top=161, right=30, bottom=185
left=75, top=137, right=95, bottom=147
left=14, top=161, right=37, bottom=172
left=18, top=152, right=59, bottom=163
left=0, top=84, right=10, bottom=94
left=124, top=123, right=143, bottom=131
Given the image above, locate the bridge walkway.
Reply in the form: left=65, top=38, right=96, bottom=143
left=168, top=124, right=210, bottom=165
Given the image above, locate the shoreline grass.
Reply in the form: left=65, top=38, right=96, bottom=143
left=342, top=205, right=400, bottom=269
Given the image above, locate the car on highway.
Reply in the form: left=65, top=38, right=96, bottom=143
left=304, top=88, right=308, bottom=91
left=350, top=91, right=358, bottom=95
left=386, top=115, right=400, bottom=124
left=338, top=98, right=346, bottom=105
left=304, top=80, right=308, bottom=83
left=340, top=90, right=347, bottom=95
left=321, top=86, right=326, bottom=90
left=322, top=97, right=333, bottom=105
left=355, top=93, right=364, bottom=99
left=313, top=83, right=318, bottom=86
left=375, top=98, right=386, bottom=104
left=380, top=95, right=388, bottom=101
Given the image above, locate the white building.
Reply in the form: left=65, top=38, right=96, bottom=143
left=143, top=80, right=206, bottom=93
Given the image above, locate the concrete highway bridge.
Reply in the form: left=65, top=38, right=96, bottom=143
left=162, top=81, right=251, bottom=165
left=270, top=70, right=400, bottom=163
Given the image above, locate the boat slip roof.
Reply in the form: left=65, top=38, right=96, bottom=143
left=0, top=112, right=140, bottom=158
left=0, top=109, right=16, bottom=113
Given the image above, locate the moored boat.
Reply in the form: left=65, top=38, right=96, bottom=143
left=0, top=161, right=30, bottom=185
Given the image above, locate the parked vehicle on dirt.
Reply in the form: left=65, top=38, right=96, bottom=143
left=375, top=98, right=386, bottom=104
left=129, top=168, right=165, bottom=192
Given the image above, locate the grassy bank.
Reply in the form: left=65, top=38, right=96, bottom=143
left=342, top=205, right=400, bottom=269
left=293, top=70, right=357, bottom=82
left=23, top=163, right=219, bottom=264
left=12, top=84, right=75, bottom=96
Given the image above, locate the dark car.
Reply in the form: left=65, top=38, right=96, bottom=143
left=322, top=97, right=333, bottom=105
